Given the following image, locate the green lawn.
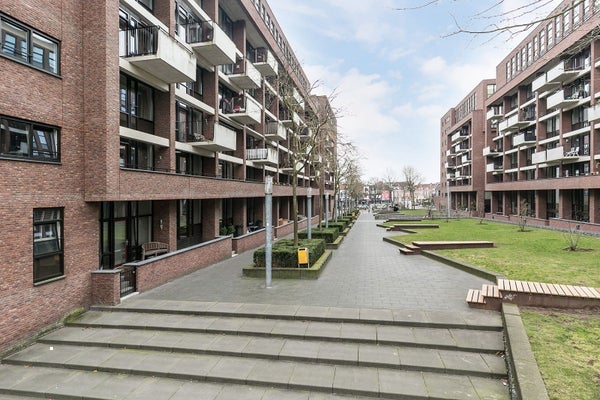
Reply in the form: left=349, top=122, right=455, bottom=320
left=389, top=218, right=600, bottom=400
left=390, top=219, right=600, bottom=287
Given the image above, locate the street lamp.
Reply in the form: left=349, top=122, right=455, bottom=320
left=265, top=176, right=273, bottom=289
left=307, top=187, right=312, bottom=240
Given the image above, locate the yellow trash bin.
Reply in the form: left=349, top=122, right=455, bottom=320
left=297, top=247, right=309, bottom=267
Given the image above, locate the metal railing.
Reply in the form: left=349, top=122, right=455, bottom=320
left=119, top=26, right=159, bottom=57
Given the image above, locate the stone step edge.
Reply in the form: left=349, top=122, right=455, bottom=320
left=90, top=304, right=503, bottom=332
left=65, top=321, right=504, bottom=354
left=36, top=337, right=506, bottom=379
left=2, top=354, right=507, bottom=399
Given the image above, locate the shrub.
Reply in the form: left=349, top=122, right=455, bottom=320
left=253, top=238, right=326, bottom=268
left=298, top=227, right=339, bottom=243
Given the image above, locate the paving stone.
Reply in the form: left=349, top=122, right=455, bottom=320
left=470, top=376, right=510, bottom=399
left=376, top=325, right=415, bottom=344
left=168, top=353, right=221, bottom=379
left=124, top=376, right=184, bottom=400
left=272, top=320, right=310, bottom=337
left=169, top=380, right=223, bottom=400
left=358, top=344, right=399, bottom=367
left=305, top=321, right=342, bottom=339
left=423, top=372, right=479, bottom=399
left=378, top=369, right=428, bottom=398
left=398, top=347, right=444, bottom=370
left=332, top=365, right=379, bottom=397
left=280, top=339, right=321, bottom=361
left=289, top=363, right=335, bottom=391
left=296, top=305, right=330, bottom=319
left=317, top=342, right=358, bottom=364
left=83, top=372, right=147, bottom=399
left=206, top=356, right=258, bottom=383
left=246, top=358, right=295, bottom=386
left=215, top=385, right=265, bottom=400
left=340, top=323, right=377, bottom=342
left=208, top=334, right=252, bottom=355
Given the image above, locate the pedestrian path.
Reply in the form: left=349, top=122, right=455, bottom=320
left=0, top=212, right=509, bottom=399
left=139, top=212, right=493, bottom=311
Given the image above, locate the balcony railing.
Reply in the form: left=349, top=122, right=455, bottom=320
left=189, top=123, right=236, bottom=151
left=451, top=129, right=469, bottom=143
left=265, top=121, right=287, bottom=141
left=546, top=89, right=580, bottom=110
left=483, top=146, right=501, bottom=156
left=486, top=163, right=503, bottom=172
left=119, top=26, right=196, bottom=83
left=222, top=94, right=261, bottom=125
left=186, top=20, right=237, bottom=65
left=486, top=107, right=503, bottom=121
left=230, top=58, right=262, bottom=89
left=512, top=133, right=536, bottom=147
left=588, top=104, right=600, bottom=123
left=246, top=147, right=278, bottom=165
left=253, top=47, right=278, bottom=76
left=546, top=59, right=584, bottom=84
left=532, top=72, right=560, bottom=93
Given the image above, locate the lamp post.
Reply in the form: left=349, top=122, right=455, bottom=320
left=446, top=178, right=450, bottom=222
left=265, top=176, right=273, bottom=289
left=307, top=187, right=312, bottom=240
left=325, top=193, right=330, bottom=228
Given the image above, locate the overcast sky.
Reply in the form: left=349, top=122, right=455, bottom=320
left=268, top=0, right=562, bottom=183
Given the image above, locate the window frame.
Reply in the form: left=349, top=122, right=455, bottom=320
left=0, top=115, right=61, bottom=162
left=0, top=13, right=60, bottom=75
left=33, top=207, right=64, bottom=284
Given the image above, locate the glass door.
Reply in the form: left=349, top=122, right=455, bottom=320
left=114, top=219, right=128, bottom=266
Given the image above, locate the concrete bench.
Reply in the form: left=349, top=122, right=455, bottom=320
left=412, top=240, right=494, bottom=250
left=141, top=241, right=169, bottom=259
left=386, top=224, right=439, bottom=231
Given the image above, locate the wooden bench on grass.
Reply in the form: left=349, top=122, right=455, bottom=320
left=141, top=241, right=169, bottom=259
left=467, top=278, right=600, bottom=310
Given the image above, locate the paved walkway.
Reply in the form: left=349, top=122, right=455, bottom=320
left=138, top=212, right=492, bottom=312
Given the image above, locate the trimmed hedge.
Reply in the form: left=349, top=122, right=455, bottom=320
left=253, top=238, right=326, bottom=268
left=319, top=221, right=346, bottom=233
left=298, top=227, right=339, bottom=243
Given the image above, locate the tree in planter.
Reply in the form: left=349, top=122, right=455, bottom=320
left=327, top=132, right=360, bottom=221
left=278, top=69, right=341, bottom=247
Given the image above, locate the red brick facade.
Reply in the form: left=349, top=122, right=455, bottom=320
left=0, top=0, right=335, bottom=355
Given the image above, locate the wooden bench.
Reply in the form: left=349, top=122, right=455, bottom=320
left=386, top=224, right=439, bottom=231
left=412, top=240, right=494, bottom=250
left=467, top=278, right=600, bottom=310
left=141, top=242, right=169, bottom=259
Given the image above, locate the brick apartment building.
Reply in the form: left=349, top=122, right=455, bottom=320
left=442, top=0, right=600, bottom=230
left=0, top=0, right=336, bottom=354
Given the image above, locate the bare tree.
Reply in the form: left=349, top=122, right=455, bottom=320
left=394, top=0, right=580, bottom=40
left=402, top=166, right=422, bottom=210
left=278, top=69, right=340, bottom=246
left=331, top=135, right=360, bottom=218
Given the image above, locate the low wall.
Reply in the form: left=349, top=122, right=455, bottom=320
left=135, top=236, right=232, bottom=293
left=232, top=229, right=265, bottom=254
left=485, top=213, right=600, bottom=234
left=274, top=216, right=318, bottom=238
left=91, top=269, right=121, bottom=306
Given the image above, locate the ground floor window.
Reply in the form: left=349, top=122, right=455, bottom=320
left=33, top=208, right=63, bottom=283
left=100, top=201, right=152, bottom=268
left=177, top=199, right=201, bottom=248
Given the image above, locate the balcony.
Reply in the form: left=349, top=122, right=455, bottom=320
left=546, top=146, right=565, bottom=163
left=486, top=107, right=503, bottom=121
left=532, top=72, right=560, bottom=93
left=253, top=47, right=278, bottom=77
left=451, top=129, right=469, bottom=143
left=532, top=150, right=546, bottom=164
left=299, top=126, right=312, bottom=140
left=483, top=146, right=501, bottom=157
left=230, top=58, right=262, bottom=90
left=454, top=143, right=469, bottom=154
left=460, top=154, right=471, bottom=165
left=512, top=133, right=536, bottom=147
left=284, top=87, right=304, bottom=109
left=281, top=110, right=301, bottom=128
left=190, top=123, right=236, bottom=152
left=264, top=121, right=287, bottom=141
left=486, top=163, right=503, bottom=172
left=120, top=26, right=197, bottom=83
left=223, top=94, right=261, bottom=125
left=187, top=20, right=237, bottom=65
left=500, top=113, right=530, bottom=132
left=546, top=89, right=580, bottom=110
left=246, top=147, right=278, bottom=165
left=546, top=60, right=583, bottom=84
left=175, top=121, right=203, bottom=143
left=587, top=104, right=600, bottom=123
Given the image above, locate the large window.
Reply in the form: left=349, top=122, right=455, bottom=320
left=0, top=116, right=60, bottom=162
left=176, top=101, right=203, bottom=142
left=120, top=73, right=154, bottom=133
left=1, top=13, right=59, bottom=74
left=119, top=139, right=154, bottom=170
left=33, top=208, right=63, bottom=284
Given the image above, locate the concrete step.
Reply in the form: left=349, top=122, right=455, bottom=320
left=0, top=301, right=509, bottom=399
left=36, top=326, right=507, bottom=378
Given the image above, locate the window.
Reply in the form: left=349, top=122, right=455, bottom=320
left=120, top=73, right=154, bottom=133
left=0, top=13, right=59, bottom=74
left=176, top=102, right=203, bottom=142
left=546, top=116, right=559, bottom=137
left=219, top=7, right=234, bottom=39
left=119, top=139, right=154, bottom=170
left=178, top=66, right=204, bottom=100
left=0, top=116, right=60, bottom=161
left=136, top=0, right=153, bottom=11
left=547, top=23, right=553, bottom=48
left=33, top=208, right=63, bottom=283
left=540, top=29, right=546, bottom=55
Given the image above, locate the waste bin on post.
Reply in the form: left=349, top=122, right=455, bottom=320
left=297, top=247, right=309, bottom=268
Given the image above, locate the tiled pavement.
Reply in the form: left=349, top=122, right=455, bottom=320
left=0, top=212, right=509, bottom=399
left=139, top=212, right=492, bottom=311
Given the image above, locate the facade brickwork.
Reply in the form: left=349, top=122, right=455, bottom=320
left=0, top=0, right=336, bottom=355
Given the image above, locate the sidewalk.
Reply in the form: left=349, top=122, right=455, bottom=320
left=139, top=211, right=492, bottom=312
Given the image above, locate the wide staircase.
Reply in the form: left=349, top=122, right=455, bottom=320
left=0, top=299, right=509, bottom=399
